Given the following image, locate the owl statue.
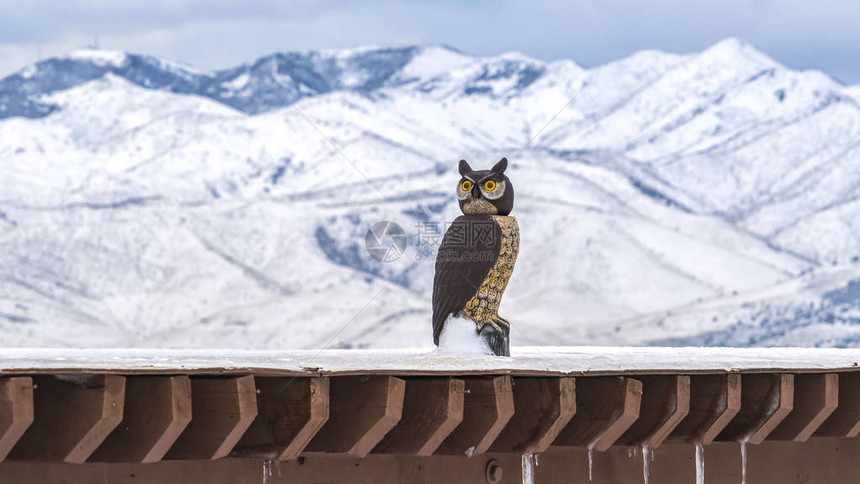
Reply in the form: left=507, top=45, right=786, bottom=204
left=432, top=157, right=520, bottom=356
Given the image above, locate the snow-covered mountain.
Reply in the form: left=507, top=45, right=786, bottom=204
left=2, top=38, right=860, bottom=349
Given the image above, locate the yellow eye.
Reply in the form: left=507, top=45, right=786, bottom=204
left=484, top=180, right=496, bottom=191
left=461, top=180, right=473, bottom=191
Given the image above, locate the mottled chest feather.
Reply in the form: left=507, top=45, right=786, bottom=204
left=463, top=215, right=520, bottom=331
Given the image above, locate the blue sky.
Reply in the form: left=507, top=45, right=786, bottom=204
left=2, top=0, right=859, bottom=83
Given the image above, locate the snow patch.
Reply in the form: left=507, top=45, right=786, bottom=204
left=53, top=374, right=102, bottom=387
left=435, top=314, right=493, bottom=355
left=67, top=48, right=127, bottom=67
left=844, top=85, right=860, bottom=101
left=224, top=72, right=251, bottom=91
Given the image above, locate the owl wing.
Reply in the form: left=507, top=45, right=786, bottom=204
left=432, top=215, right=502, bottom=345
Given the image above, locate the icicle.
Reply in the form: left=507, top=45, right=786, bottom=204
left=740, top=440, right=747, bottom=484
left=262, top=459, right=272, bottom=484
left=642, top=445, right=651, bottom=484
left=695, top=443, right=704, bottom=484
left=587, top=445, right=594, bottom=482
left=521, top=452, right=535, bottom=484
left=465, top=446, right=475, bottom=458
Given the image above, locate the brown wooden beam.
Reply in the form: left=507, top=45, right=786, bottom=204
left=816, top=372, right=860, bottom=437
left=0, top=377, right=34, bottom=462
left=10, top=438, right=860, bottom=484
left=615, top=375, right=690, bottom=448
left=668, top=374, right=742, bottom=444
left=304, top=376, right=404, bottom=457
left=91, top=376, right=192, bottom=463
left=436, top=375, right=515, bottom=456
left=718, top=373, right=793, bottom=445
left=233, top=377, right=328, bottom=461
left=770, top=374, right=838, bottom=442
left=8, top=375, right=125, bottom=463
left=553, top=377, right=642, bottom=451
left=490, top=377, right=576, bottom=454
left=373, top=378, right=465, bottom=456
left=167, top=376, right=258, bottom=460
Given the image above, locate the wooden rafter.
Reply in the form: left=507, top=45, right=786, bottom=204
left=91, top=376, right=192, bottom=463
left=5, top=367, right=860, bottom=466
left=615, top=375, right=690, bottom=448
left=770, top=373, right=838, bottom=441
left=436, top=375, right=515, bottom=456
left=669, top=374, right=742, bottom=444
left=305, top=376, right=404, bottom=457
left=7, top=375, right=125, bottom=463
left=167, top=376, right=258, bottom=460
left=553, top=376, right=643, bottom=451
left=490, top=377, right=576, bottom=453
left=816, top=372, right=860, bottom=437
left=233, top=377, right=327, bottom=461
left=373, top=377, right=465, bottom=456
left=717, top=373, right=793, bottom=444
left=0, top=377, right=34, bottom=462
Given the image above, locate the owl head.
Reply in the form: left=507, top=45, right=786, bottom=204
left=456, top=158, right=514, bottom=216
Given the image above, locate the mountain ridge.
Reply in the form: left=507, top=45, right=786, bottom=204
left=2, top=38, right=860, bottom=349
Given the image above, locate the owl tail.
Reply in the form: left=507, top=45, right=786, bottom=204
left=479, top=323, right=510, bottom=357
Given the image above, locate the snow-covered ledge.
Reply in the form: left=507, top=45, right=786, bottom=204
left=3, top=345, right=860, bottom=483
left=2, top=346, right=859, bottom=376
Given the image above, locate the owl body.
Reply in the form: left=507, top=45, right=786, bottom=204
left=432, top=158, right=519, bottom=356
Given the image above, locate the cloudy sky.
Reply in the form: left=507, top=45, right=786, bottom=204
left=2, top=0, right=859, bottom=83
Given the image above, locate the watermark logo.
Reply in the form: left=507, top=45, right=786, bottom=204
left=413, top=220, right=497, bottom=262
left=365, top=221, right=407, bottom=262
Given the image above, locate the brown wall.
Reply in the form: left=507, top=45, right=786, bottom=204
left=0, top=437, right=857, bottom=483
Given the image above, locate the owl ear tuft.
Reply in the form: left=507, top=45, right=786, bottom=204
left=458, top=159, right=472, bottom=176
left=491, top=157, right=508, bottom=175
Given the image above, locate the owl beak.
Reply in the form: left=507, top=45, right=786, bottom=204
left=471, top=185, right=481, bottom=199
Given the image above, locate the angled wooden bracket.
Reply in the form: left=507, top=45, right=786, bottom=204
left=233, top=377, right=328, bottom=461
left=8, top=375, right=125, bottom=463
left=305, top=375, right=404, bottom=457
left=770, top=373, right=837, bottom=441
left=669, top=374, right=742, bottom=444
left=615, top=375, right=690, bottom=448
left=718, top=373, right=793, bottom=444
left=373, top=377, right=465, bottom=456
left=437, top=375, right=515, bottom=456
left=167, top=375, right=258, bottom=460
left=816, top=372, right=860, bottom=437
left=91, top=376, right=192, bottom=463
left=490, top=377, right=576, bottom=454
left=0, top=377, right=34, bottom=462
left=553, top=377, right=642, bottom=452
